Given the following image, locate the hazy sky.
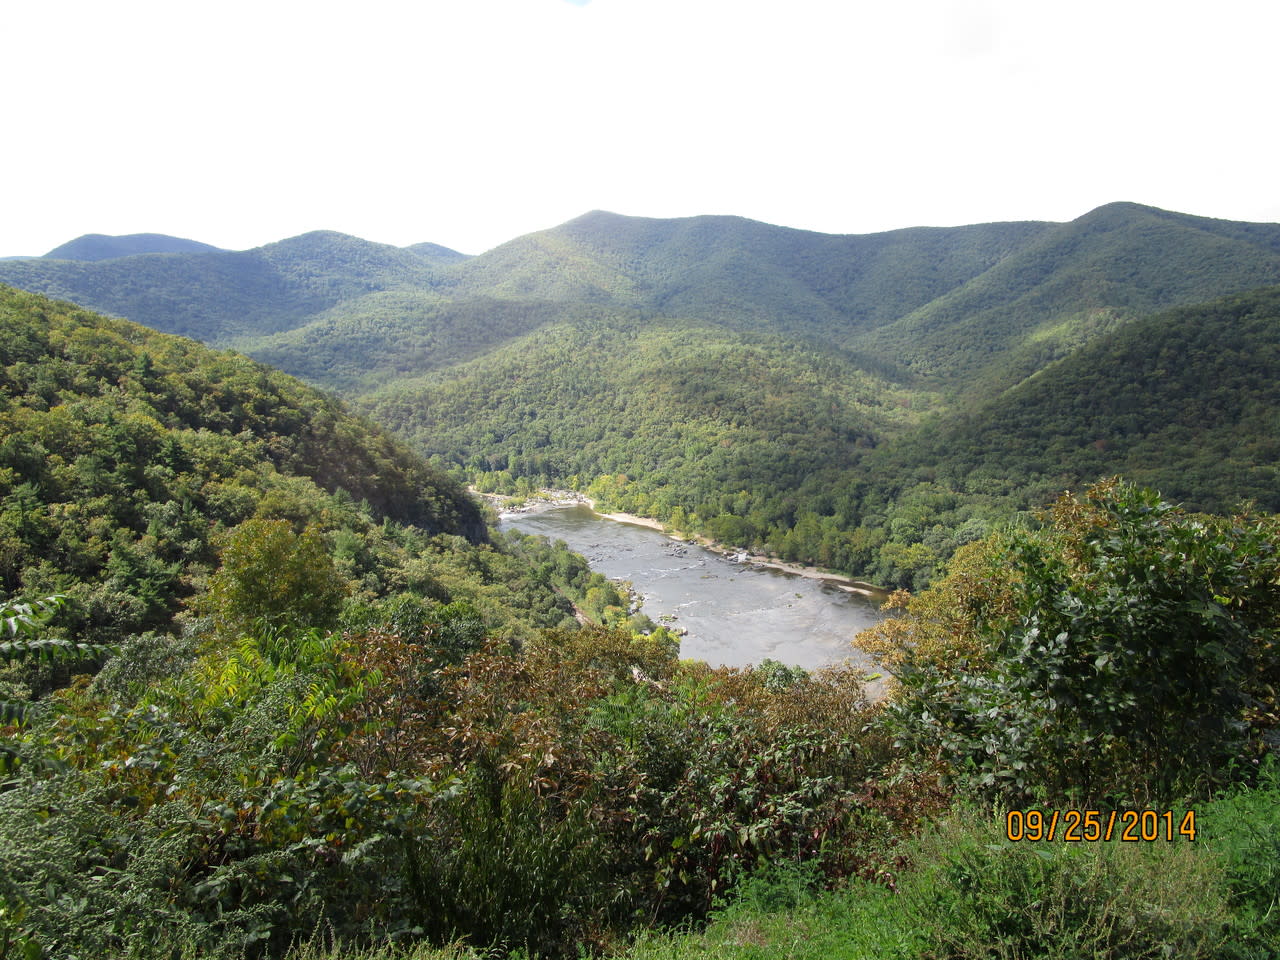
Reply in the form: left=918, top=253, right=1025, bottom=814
left=6, top=0, right=1279, bottom=256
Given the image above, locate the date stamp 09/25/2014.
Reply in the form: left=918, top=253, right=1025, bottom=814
left=1005, top=809, right=1198, bottom=843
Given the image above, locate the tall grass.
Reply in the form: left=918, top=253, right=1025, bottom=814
left=900, top=810, right=1230, bottom=959
left=1198, top=759, right=1280, bottom=958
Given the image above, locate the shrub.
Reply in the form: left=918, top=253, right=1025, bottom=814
left=880, top=480, right=1280, bottom=804
left=404, top=773, right=606, bottom=958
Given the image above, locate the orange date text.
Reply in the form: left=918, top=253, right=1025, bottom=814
left=1005, top=809, right=1196, bottom=842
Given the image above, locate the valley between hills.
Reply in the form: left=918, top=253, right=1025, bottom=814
left=3, top=202, right=1280, bottom=959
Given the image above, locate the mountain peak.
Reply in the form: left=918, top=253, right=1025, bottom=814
left=43, top=233, right=223, bottom=261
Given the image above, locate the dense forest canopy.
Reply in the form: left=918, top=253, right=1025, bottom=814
left=0, top=285, right=556, bottom=649
left=5, top=202, right=1280, bottom=590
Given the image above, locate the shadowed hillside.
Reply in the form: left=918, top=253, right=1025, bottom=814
left=0, top=284, right=485, bottom=643
left=6, top=203, right=1280, bottom=587
left=865, top=284, right=1280, bottom=514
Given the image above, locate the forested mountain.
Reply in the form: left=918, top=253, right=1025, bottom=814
left=0, top=231, right=448, bottom=344
left=42, top=233, right=224, bottom=261
left=865, top=285, right=1280, bottom=514
left=864, top=202, right=1280, bottom=395
left=366, top=313, right=912, bottom=529
left=240, top=295, right=572, bottom=393
left=10, top=203, right=1280, bottom=396
left=0, top=285, right=503, bottom=646
left=434, top=210, right=1053, bottom=337
left=6, top=202, right=1280, bottom=588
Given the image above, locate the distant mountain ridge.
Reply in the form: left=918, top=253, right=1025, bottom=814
left=433, top=210, right=1056, bottom=337
left=5, top=202, right=1280, bottom=588
left=404, top=241, right=471, bottom=264
left=9, top=204, right=1280, bottom=388
left=43, top=232, right=225, bottom=261
left=862, top=202, right=1280, bottom=393
left=0, top=230, right=447, bottom=343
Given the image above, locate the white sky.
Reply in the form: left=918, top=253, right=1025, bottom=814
left=5, top=0, right=1280, bottom=257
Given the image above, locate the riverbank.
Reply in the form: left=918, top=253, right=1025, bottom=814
left=498, top=497, right=885, bottom=674
left=575, top=496, right=886, bottom=598
left=675, top=531, right=886, bottom=598
left=590, top=508, right=666, bottom=533
left=474, top=486, right=887, bottom=599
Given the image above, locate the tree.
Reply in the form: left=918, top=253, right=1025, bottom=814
left=199, top=520, right=348, bottom=637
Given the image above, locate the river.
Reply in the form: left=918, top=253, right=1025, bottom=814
left=499, top=503, right=884, bottom=672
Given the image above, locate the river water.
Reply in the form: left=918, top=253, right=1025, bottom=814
left=499, top=504, right=883, bottom=672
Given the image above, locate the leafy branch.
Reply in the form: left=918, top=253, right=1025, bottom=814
left=3, top=595, right=114, bottom=778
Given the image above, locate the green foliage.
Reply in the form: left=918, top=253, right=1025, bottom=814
left=0, top=893, right=42, bottom=960
left=616, top=859, right=921, bottom=960
left=1199, top=759, right=1280, bottom=955
left=1, top=596, right=65, bottom=645
left=1, top=621, right=440, bottom=957
left=405, top=774, right=606, bottom=957
left=886, top=480, right=1280, bottom=805
left=872, top=285, right=1280, bottom=520
left=2, top=595, right=71, bottom=728
left=0, top=285, right=485, bottom=646
left=579, top=659, right=897, bottom=924
left=621, top=877, right=920, bottom=960
left=0, top=596, right=107, bottom=696
left=88, top=631, right=202, bottom=707
left=1, top=593, right=113, bottom=782
left=0, top=604, right=897, bottom=959
left=901, top=809, right=1231, bottom=960
left=200, top=520, right=348, bottom=637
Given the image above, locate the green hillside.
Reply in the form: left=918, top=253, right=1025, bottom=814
left=866, top=202, right=1280, bottom=394
left=7, top=203, right=1280, bottom=589
left=0, top=231, right=446, bottom=344
left=868, top=284, right=1280, bottom=514
left=440, top=210, right=1051, bottom=340
left=0, top=284, right=498, bottom=645
left=241, top=294, right=571, bottom=394
left=364, top=312, right=922, bottom=528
